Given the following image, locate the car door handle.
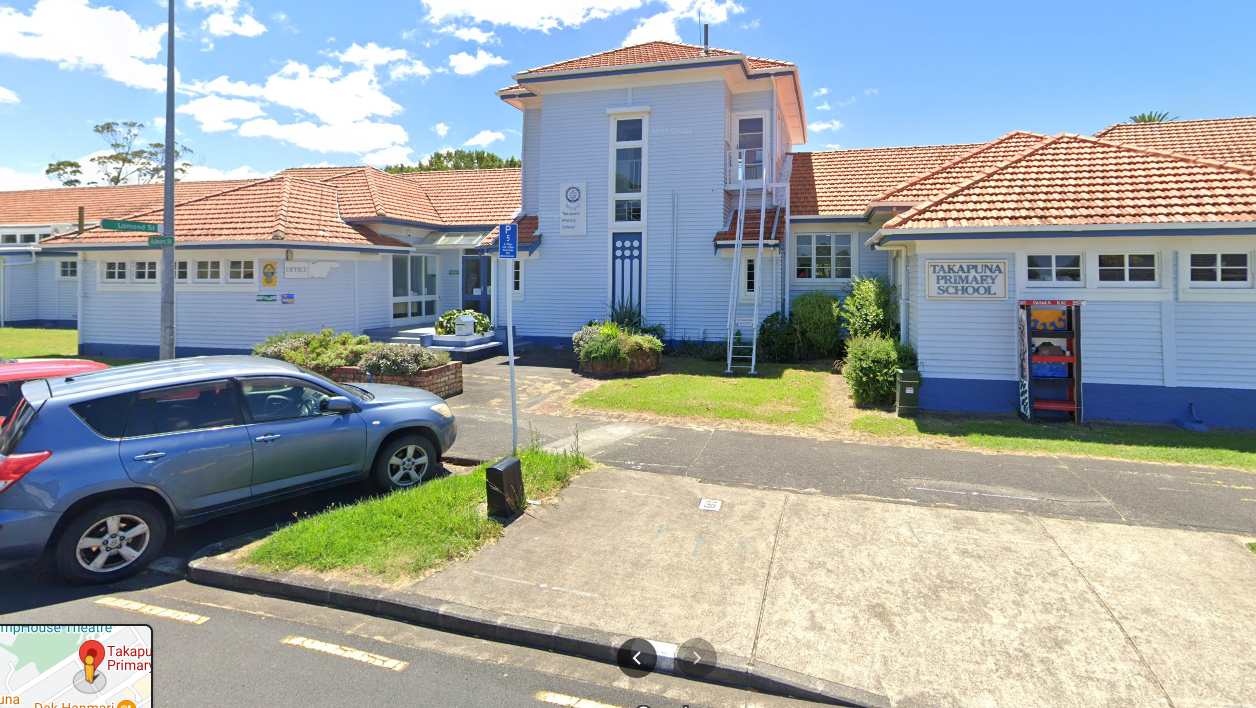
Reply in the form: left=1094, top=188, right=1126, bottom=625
left=132, top=452, right=166, bottom=461
left=254, top=433, right=282, bottom=443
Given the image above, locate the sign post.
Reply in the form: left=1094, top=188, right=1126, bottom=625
left=498, top=223, right=519, bottom=452
left=159, top=0, right=176, bottom=360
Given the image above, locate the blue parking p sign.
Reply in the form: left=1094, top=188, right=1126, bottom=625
left=498, top=223, right=518, bottom=260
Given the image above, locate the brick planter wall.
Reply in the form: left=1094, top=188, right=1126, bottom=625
left=329, top=361, right=463, bottom=399
left=578, top=350, right=661, bottom=378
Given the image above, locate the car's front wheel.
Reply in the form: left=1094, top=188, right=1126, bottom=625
left=54, top=499, right=168, bottom=584
left=373, top=434, right=439, bottom=491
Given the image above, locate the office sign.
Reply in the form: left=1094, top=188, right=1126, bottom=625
left=559, top=182, right=585, bottom=236
left=498, top=223, right=518, bottom=259
left=261, top=261, right=278, bottom=286
left=925, top=260, right=1008, bottom=299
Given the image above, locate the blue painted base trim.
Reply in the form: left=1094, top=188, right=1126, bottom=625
left=920, top=377, right=1256, bottom=429
left=5, top=319, right=76, bottom=329
left=517, top=335, right=571, bottom=349
left=81, top=342, right=250, bottom=359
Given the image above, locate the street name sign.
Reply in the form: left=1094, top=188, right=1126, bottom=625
left=101, top=219, right=162, bottom=234
left=148, top=236, right=174, bottom=247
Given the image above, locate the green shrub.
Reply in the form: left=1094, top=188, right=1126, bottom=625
left=669, top=339, right=727, bottom=361
left=435, top=309, right=492, bottom=335
left=791, top=291, right=843, bottom=358
left=608, top=299, right=642, bottom=330
left=580, top=333, right=629, bottom=364
left=840, top=276, right=899, bottom=339
left=756, top=311, right=804, bottom=363
left=574, top=320, right=663, bottom=365
left=572, top=324, right=600, bottom=360
left=359, top=344, right=451, bottom=378
left=843, top=336, right=916, bottom=408
left=253, top=330, right=314, bottom=360
left=623, top=333, right=664, bottom=355
left=281, top=328, right=379, bottom=373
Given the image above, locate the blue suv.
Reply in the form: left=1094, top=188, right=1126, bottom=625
left=0, top=356, right=456, bottom=583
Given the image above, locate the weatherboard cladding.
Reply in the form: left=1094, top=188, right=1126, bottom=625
left=1176, top=302, right=1256, bottom=389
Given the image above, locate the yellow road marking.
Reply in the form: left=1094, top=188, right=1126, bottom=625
left=281, top=636, right=408, bottom=671
left=95, top=597, right=210, bottom=625
left=535, top=691, right=626, bottom=708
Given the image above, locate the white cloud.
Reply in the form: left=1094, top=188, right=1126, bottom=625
left=182, top=163, right=272, bottom=180
left=623, top=0, right=744, bottom=47
left=813, top=87, right=828, bottom=97
left=229, top=60, right=403, bottom=125
left=824, top=143, right=841, bottom=150
left=0, top=167, right=59, bottom=190
left=238, top=118, right=408, bottom=154
left=836, top=95, right=856, bottom=108
left=187, top=75, right=266, bottom=97
left=0, top=86, right=18, bottom=105
left=445, top=26, right=498, bottom=43
left=336, top=42, right=408, bottom=68
left=864, top=87, right=878, bottom=96
left=448, top=49, right=508, bottom=75
left=423, top=0, right=645, bottom=32
left=363, top=145, right=414, bottom=165
left=178, top=95, right=265, bottom=132
left=808, top=119, right=843, bottom=132
left=463, top=129, right=504, bottom=147
left=740, top=18, right=759, bottom=29
left=390, top=60, right=432, bottom=81
left=815, top=101, right=830, bottom=111
left=186, top=0, right=267, bottom=38
left=432, top=122, right=450, bottom=138
left=0, top=0, right=167, bottom=90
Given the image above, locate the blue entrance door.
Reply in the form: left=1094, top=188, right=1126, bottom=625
left=461, top=255, right=491, bottom=317
left=611, top=232, right=642, bottom=312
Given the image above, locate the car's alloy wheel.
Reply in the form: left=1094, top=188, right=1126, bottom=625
left=388, top=444, right=430, bottom=487
left=75, top=513, right=151, bottom=574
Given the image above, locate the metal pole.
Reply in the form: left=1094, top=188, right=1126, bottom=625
left=506, top=257, right=517, bottom=452
left=159, top=0, right=176, bottom=359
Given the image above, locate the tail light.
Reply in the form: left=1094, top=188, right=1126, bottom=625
left=0, top=451, right=51, bottom=495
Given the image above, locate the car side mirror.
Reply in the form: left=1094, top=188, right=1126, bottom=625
left=324, top=396, right=354, bottom=413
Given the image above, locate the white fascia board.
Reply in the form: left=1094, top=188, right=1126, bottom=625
left=868, top=220, right=1256, bottom=246
left=606, top=105, right=651, bottom=115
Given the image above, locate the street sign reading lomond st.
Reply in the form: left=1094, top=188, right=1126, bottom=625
left=101, top=219, right=162, bottom=234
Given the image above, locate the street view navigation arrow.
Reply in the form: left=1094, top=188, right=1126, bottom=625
left=100, top=219, right=162, bottom=234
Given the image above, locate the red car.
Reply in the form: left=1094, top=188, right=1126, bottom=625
left=0, top=359, right=109, bottom=420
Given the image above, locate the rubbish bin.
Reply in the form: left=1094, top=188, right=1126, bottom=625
left=896, top=369, right=921, bottom=417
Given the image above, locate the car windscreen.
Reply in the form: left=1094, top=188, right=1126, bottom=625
left=0, top=398, right=38, bottom=455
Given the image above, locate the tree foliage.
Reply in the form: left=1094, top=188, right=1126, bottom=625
left=45, top=121, right=194, bottom=187
left=385, top=149, right=520, bottom=174
left=1129, top=111, right=1178, bottom=123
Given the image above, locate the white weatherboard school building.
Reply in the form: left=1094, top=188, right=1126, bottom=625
left=2, top=41, right=1255, bottom=428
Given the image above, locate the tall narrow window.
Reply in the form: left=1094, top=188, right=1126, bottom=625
left=613, top=117, right=643, bottom=224
left=176, top=261, right=189, bottom=281
left=744, top=257, right=756, bottom=295
left=738, top=117, right=764, bottom=180
left=513, top=259, right=523, bottom=295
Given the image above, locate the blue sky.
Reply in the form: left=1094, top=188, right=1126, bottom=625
left=2, top=0, right=1253, bottom=189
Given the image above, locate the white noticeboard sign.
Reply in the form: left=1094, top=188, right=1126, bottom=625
left=559, top=182, right=586, bottom=236
left=925, top=260, right=1008, bottom=299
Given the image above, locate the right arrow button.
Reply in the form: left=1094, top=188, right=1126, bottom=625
left=676, top=638, right=717, bottom=679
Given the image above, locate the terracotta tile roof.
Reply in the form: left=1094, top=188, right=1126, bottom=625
left=1094, top=117, right=1256, bottom=167
left=714, top=209, right=787, bottom=241
left=323, top=168, right=443, bottom=225
left=275, top=166, right=369, bottom=181
left=41, top=177, right=409, bottom=248
left=884, top=133, right=1256, bottom=230
left=481, top=214, right=541, bottom=247
left=871, top=132, right=1049, bottom=204
left=789, top=143, right=985, bottom=216
left=396, top=168, right=521, bottom=225
left=0, top=180, right=259, bottom=226
left=517, top=41, right=791, bottom=77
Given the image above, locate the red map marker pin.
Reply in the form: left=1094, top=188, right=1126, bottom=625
left=79, top=640, right=104, bottom=671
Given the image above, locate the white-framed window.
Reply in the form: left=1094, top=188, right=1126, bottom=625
left=611, top=116, right=644, bottom=225
left=1098, top=253, right=1157, bottom=284
left=1189, top=252, right=1250, bottom=287
left=58, top=261, right=78, bottom=279
left=103, top=261, right=127, bottom=281
left=1026, top=254, right=1082, bottom=284
left=228, top=259, right=255, bottom=282
left=195, top=260, right=221, bottom=282
left=795, top=234, right=852, bottom=280
left=176, top=261, right=189, bottom=282
left=134, top=261, right=157, bottom=281
left=1, top=233, right=38, bottom=244
left=737, top=116, right=765, bottom=181
left=741, top=256, right=757, bottom=298
left=512, top=259, right=524, bottom=298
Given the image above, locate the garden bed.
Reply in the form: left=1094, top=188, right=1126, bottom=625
left=329, top=361, right=463, bottom=399
left=578, top=349, right=660, bottom=377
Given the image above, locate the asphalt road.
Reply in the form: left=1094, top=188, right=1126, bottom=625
left=0, top=573, right=812, bottom=708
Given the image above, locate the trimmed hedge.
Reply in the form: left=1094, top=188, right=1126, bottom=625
left=359, top=344, right=451, bottom=378
left=756, top=311, right=804, bottom=363
left=844, top=336, right=918, bottom=407
left=790, top=291, right=843, bottom=359
left=840, top=276, right=899, bottom=339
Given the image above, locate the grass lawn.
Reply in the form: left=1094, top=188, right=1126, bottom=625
left=573, top=358, right=832, bottom=425
left=1249, top=543, right=1256, bottom=556
left=245, top=447, right=591, bottom=578
left=852, top=413, right=1256, bottom=471
left=0, top=327, right=78, bottom=358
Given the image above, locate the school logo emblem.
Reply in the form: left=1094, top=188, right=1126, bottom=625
left=565, top=185, right=582, bottom=203
left=261, top=261, right=278, bottom=287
